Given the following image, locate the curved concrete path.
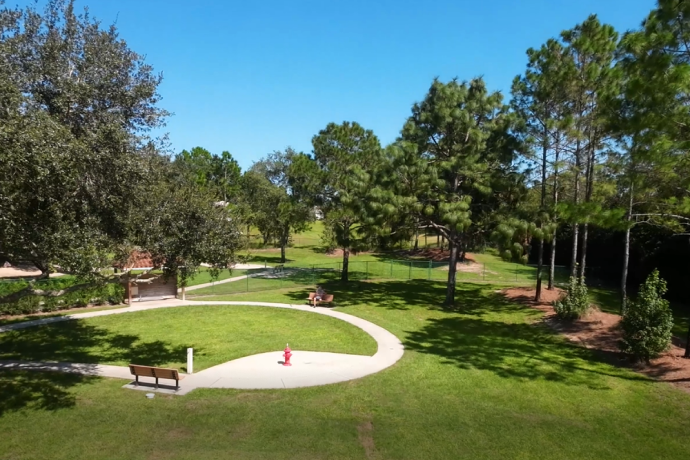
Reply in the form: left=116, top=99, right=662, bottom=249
left=0, top=300, right=404, bottom=395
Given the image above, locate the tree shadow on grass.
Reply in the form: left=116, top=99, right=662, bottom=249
left=0, top=319, right=199, bottom=413
left=0, top=370, right=98, bottom=417
left=0, top=320, right=196, bottom=368
left=283, top=279, right=453, bottom=311
left=279, top=279, right=646, bottom=389
left=403, top=290, right=650, bottom=390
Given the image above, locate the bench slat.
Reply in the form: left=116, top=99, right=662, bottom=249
left=129, top=364, right=183, bottom=380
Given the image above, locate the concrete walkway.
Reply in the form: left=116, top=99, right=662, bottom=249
left=0, top=299, right=405, bottom=395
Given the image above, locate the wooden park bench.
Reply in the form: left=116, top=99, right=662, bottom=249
left=273, top=264, right=284, bottom=274
left=308, top=292, right=334, bottom=307
left=129, top=364, right=184, bottom=390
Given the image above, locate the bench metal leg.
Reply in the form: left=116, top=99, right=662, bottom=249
left=135, top=375, right=139, bottom=386
left=155, top=377, right=158, bottom=389
left=175, top=379, right=179, bottom=391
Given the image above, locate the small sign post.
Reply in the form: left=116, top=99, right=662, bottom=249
left=187, top=348, right=193, bottom=374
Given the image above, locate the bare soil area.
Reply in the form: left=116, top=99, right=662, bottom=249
left=0, top=264, right=65, bottom=279
left=501, top=287, right=690, bottom=393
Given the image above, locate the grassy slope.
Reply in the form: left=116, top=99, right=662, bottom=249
left=184, top=268, right=249, bottom=287
left=0, top=305, right=376, bottom=372
left=2, top=281, right=690, bottom=459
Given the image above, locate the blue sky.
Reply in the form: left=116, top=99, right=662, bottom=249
left=20, top=0, right=655, bottom=170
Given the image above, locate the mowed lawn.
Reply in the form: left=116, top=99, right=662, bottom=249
left=2, top=281, right=690, bottom=459
left=0, top=305, right=377, bottom=372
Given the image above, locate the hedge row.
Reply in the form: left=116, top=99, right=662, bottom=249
left=0, top=283, right=125, bottom=316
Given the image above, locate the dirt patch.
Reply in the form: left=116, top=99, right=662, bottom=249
left=393, top=248, right=458, bottom=262
left=501, top=287, right=690, bottom=393
left=166, top=427, right=193, bottom=440
left=434, top=253, right=498, bottom=275
left=323, top=249, right=372, bottom=258
left=357, top=416, right=376, bottom=459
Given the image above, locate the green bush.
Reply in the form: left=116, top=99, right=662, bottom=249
left=1, top=295, right=41, bottom=315
left=553, top=275, right=589, bottom=321
left=620, top=269, right=673, bottom=363
left=0, top=282, right=125, bottom=316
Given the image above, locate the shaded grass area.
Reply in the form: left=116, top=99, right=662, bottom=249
left=0, top=304, right=128, bottom=326
left=2, top=281, right=690, bottom=459
left=184, top=268, right=248, bottom=287
left=0, top=306, right=377, bottom=372
left=189, top=251, right=564, bottom=298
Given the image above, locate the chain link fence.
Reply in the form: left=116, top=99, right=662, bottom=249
left=186, top=260, right=571, bottom=298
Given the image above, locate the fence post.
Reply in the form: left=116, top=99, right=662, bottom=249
left=428, top=260, right=431, bottom=280
left=515, top=264, right=518, bottom=282
left=365, top=261, right=369, bottom=280
left=408, top=261, right=412, bottom=280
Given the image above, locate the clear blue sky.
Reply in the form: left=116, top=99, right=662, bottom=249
left=21, top=0, right=655, bottom=170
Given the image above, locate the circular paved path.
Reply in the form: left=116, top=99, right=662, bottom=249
left=0, top=300, right=404, bottom=395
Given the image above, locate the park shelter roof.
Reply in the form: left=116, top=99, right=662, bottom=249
left=113, top=251, right=157, bottom=270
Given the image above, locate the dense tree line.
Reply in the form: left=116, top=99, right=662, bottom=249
left=2, top=0, right=689, bottom=328
left=0, top=1, right=240, bottom=303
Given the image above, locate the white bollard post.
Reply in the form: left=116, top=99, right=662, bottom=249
left=187, top=348, right=193, bottom=374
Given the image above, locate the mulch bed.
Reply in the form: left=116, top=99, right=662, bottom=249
left=393, top=248, right=477, bottom=263
left=501, top=287, right=690, bottom=393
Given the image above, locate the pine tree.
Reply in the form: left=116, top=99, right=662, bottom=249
left=560, top=15, right=620, bottom=282
left=374, top=78, right=522, bottom=306
left=511, top=38, right=573, bottom=301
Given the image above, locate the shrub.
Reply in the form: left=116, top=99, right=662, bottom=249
left=620, top=269, right=673, bottom=363
left=0, top=282, right=125, bottom=316
left=1, top=295, right=41, bottom=316
left=553, top=275, right=589, bottom=321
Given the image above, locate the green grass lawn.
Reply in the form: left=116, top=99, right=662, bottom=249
left=2, top=280, right=690, bottom=459
left=0, top=305, right=377, bottom=372
left=184, top=268, right=249, bottom=286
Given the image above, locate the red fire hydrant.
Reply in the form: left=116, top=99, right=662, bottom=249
left=283, top=344, right=292, bottom=366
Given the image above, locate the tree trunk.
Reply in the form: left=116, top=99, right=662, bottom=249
left=444, top=240, right=459, bottom=307
left=621, top=226, right=631, bottom=314
left=570, top=138, right=581, bottom=278
left=549, top=138, right=560, bottom=290
left=34, top=261, right=51, bottom=280
left=548, top=233, right=557, bottom=290
left=414, top=227, right=419, bottom=251
left=579, top=223, right=588, bottom=281
left=578, top=143, right=595, bottom=282
left=570, top=224, right=579, bottom=278
left=536, top=131, right=548, bottom=302
left=535, top=239, right=544, bottom=302
left=280, top=242, right=286, bottom=263
left=341, top=248, right=349, bottom=282
left=458, top=238, right=467, bottom=262
left=621, top=183, right=634, bottom=313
